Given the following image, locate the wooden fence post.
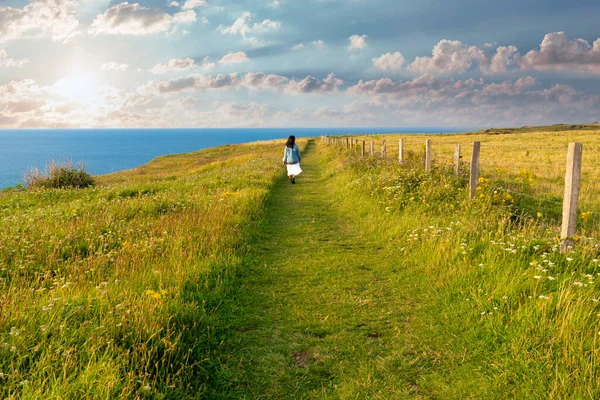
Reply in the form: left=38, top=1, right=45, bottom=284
left=399, top=138, right=404, bottom=164
left=370, top=141, right=374, bottom=156
left=454, top=144, right=461, bottom=177
left=425, top=139, right=432, bottom=173
left=382, top=140, right=387, bottom=158
left=362, top=141, right=365, bottom=157
left=561, top=142, right=583, bottom=253
left=346, top=137, right=349, bottom=149
left=470, top=141, right=480, bottom=200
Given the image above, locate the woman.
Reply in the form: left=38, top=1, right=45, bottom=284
left=282, top=135, right=302, bottom=184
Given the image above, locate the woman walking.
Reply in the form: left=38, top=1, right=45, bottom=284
left=282, top=135, right=302, bottom=184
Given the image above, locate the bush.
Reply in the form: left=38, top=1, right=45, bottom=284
left=24, top=160, right=95, bottom=189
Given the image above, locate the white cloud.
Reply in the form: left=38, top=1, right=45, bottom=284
left=480, top=76, right=537, bottom=96
left=141, top=73, right=242, bottom=94
left=181, top=0, right=205, bottom=10
left=273, top=108, right=306, bottom=121
left=0, top=50, right=28, bottom=68
left=100, top=62, right=129, bottom=72
left=168, top=1, right=180, bottom=6
left=372, top=52, right=405, bottom=71
left=268, top=1, right=280, bottom=9
left=219, top=12, right=281, bottom=43
left=348, top=34, right=367, bottom=50
left=219, top=52, right=249, bottom=64
left=241, top=72, right=289, bottom=90
left=286, top=73, right=343, bottom=93
left=344, top=73, right=600, bottom=127
left=89, top=2, right=195, bottom=36
left=151, top=58, right=197, bottom=74
left=0, top=0, right=80, bottom=43
left=139, top=72, right=345, bottom=95
left=483, top=45, right=519, bottom=74
left=520, top=32, right=600, bottom=74
left=407, top=39, right=485, bottom=75
left=292, top=40, right=325, bottom=50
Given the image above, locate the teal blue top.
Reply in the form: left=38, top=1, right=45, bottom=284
left=283, top=144, right=301, bottom=164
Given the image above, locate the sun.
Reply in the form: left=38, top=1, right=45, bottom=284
left=52, top=72, right=103, bottom=103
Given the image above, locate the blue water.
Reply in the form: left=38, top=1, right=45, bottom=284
left=0, top=128, right=465, bottom=189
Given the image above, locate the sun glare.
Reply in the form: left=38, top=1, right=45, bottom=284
left=52, top=73, right=102, bottom=102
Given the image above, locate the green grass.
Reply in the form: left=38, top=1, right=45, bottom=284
left=208, top=139, right=600, bottom=398
left=0, top=140, right=298, bottom=398
left=1, top=131, right=600, bottom=398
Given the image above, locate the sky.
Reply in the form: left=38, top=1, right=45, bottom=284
left=0, top=0, right=599, bottom=129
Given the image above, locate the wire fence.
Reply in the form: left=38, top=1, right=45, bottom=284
left=322, top=135, right=600, bottom=253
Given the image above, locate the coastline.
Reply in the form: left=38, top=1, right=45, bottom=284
left=0, top=128, right=470, bottom=189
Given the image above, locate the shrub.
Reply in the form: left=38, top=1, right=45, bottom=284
left=24, top=160, right=95, bottom=189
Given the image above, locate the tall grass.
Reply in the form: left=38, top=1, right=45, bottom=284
left=0, top=140, right=297, bottom=398
left=321, top=136, right=600, bottom=397
left=346, top=129, right=600, bottom=239
left=23, top=160, right=95, bottom=189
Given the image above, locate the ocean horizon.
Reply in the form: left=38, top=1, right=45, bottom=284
left=0, top=127, right=470, bottom=189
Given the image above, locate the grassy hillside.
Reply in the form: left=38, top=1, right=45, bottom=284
left=348, top=128, right=600, bottom=239
left=314, top=138, right=600, bottom=398
left=0, top=140, right=301, bottom=398
left=476, top=123, right=600, bottom=135
left=1, top=127, right=599, bottom=398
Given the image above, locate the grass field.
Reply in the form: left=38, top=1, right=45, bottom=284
left=346, top=128, right=600, bottom=239
left=1, top=127, right=599, bottom=398
left=0, top=140, right=302, bottom=398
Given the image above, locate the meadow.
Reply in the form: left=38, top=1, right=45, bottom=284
left=1, top=126, right=600, bottom=398
left=347, top=126, right=600, bottom=240
left=0, top=140, right=298, bottom=398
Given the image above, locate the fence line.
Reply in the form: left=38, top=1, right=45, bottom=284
left=321, top=135, right=596, bottom=253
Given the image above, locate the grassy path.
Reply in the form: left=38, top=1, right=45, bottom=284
left=213, top=140, right=424, bottom=398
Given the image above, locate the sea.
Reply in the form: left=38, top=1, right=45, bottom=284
left=0, top=128, right=466, bottom=189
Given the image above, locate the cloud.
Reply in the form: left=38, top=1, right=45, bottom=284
left=407, top=39, right=485, bottom=75
left=483, top=45, right=519, bottom=74
left=0, top=0, right=80, bottom=43
left=151, top=58, right=197, bottom=74
left=139, top=72, right=343, bottom=95
left=140, top=73, right=244, bottom=94
left=520, top=32, right=600, bottom=74
left=219, top=12, right=281, bottom=45
left=286, top=73, right=343, bottom=93
left=0, top=78, right=136, bottom=128
left=0, top=50, right=28, bottom=68
left=348, top=74, right=443, bottom=96
left=181, top=0, right=205, bottom=10
left=344, top=73, right=600, bottom=126
left=273, top=107, right=306, bottom=121
left=348, top=34, right=367, bottom=50
left=292, top=40, right=325, bottom=50
left=480, top=76, right=537, bottom=96
left=89, top=2, right=195, bottom=36
left=241, top=72, right=289, bottom=90
left=100, top=62, right=129, bottom=72
left=372, top=52, right=405, bottom=71
left=219, top=51, right=249, bottom=64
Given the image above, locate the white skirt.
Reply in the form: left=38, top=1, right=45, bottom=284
left=286, top=163, right=302, bottom=176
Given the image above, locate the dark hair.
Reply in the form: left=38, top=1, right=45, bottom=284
left=286, top=135, right=296, bottom=148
